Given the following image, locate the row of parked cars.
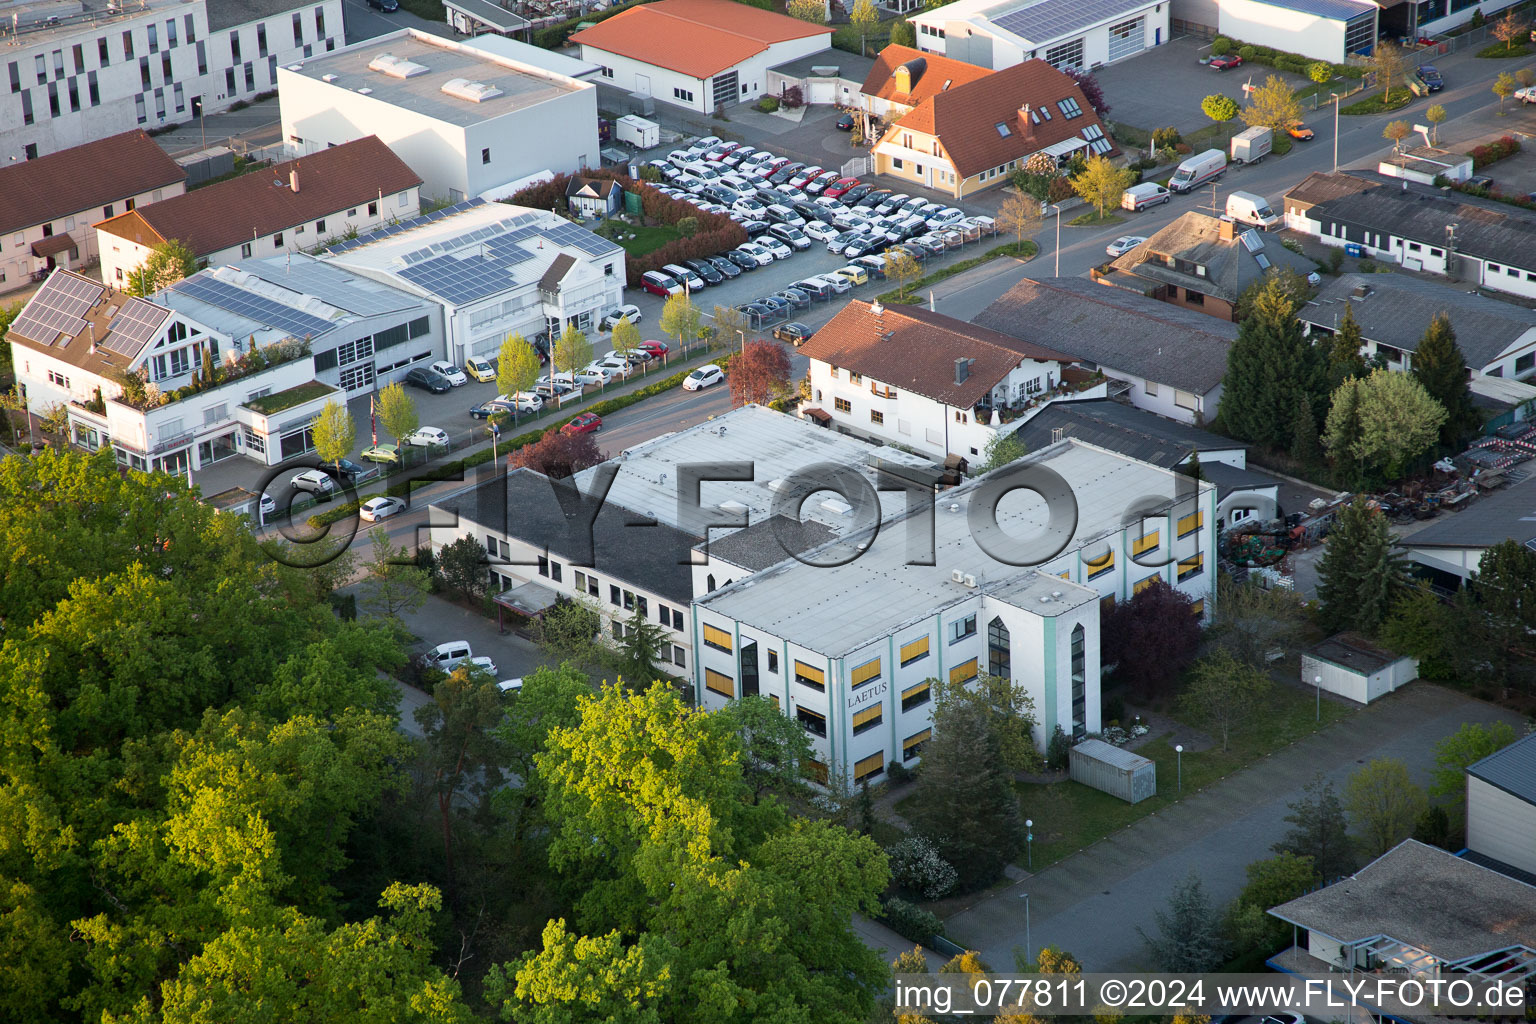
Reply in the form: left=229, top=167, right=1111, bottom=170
left=636, top=135, right=995, bottom=299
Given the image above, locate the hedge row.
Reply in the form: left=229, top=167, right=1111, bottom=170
left=1469, top=134, right=1522, bottom=169
left=877, top=241, right=1036, bottom=304
left=1210, top=36, right=1368, bottom=79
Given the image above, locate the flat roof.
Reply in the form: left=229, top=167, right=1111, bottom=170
left=441, top=0, right=531, bottom=33
left=1242, top=0, right=1376, bottom=20
left=1268, top=839, right=1536, bottom=963
left=285, top=29, right=589, bottom=128
left=1402, top=474, right=1536, bottom=551
left=1305, top=632, right=1405, bottom=675
left=205, top=0, right=318, bottom=31
left=698, top=438, right=1209, bottom=656
left=3, top=0, right=182, bottom=48
left=1468, top=731, right=1536, bottom=805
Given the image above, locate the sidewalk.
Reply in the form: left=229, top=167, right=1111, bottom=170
left=941, top=682, right=1523, bottom=970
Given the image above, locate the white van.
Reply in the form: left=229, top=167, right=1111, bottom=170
left=1121, top=182, right=1171, bottom=211
left=1169, top=149, right=1227, bottom=193
left=426, top=641, right=474, bottom=673
left=1225, top=190, right=1281, bottom=230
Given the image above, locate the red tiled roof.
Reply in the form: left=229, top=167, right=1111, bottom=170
left=799, top=299, right=1075, bottom=408
left=884, top=59, right=1119, bottom=178
left=97, top=136, right=421, bottom=257
left=860, top=45, right=990, bottom=110
left=570, top=0, right=832, bottom=80
left=0, top=130, right=185, bottom=236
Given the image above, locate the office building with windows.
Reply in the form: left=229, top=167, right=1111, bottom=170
left=326, top=198, right=625, bottom=365
left=1, top=0, right=343, bottom=160
left=96, top=136, right=421, bottom=288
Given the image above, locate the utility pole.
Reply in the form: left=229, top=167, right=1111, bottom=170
left=1331, top=92, right=1342, bottom=174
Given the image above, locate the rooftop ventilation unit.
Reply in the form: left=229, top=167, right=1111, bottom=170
left=357, top=87, right=373, bottom=94
left=368, top=54, right=430, bottom=79
left=951, top=569, right=966, bottom=583
left=321, top=73, right=338, bottom=82
left=441, top=77, right=504, bottom=103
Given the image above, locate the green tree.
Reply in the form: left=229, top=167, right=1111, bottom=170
left=850, top=0, right=879, bottom=54
left=1519, top=67, right=1536, bottom=89
left=1307, top=61, right=1332, bottom=86
left=1469, top=539, right=1536, bottom=685
left=493, top=663, right=591, bottom=834
left=1494, top=70, right=1517, bottom=113
left=1345, top=758, right=1427, bottom=859
left=497, top=333, right=541, bottom=403
left=1493, top=9, right=1527, bottom=52
left=1383, top=119, right=1412, bottom=154
left=553, top=324, right=592, bottom=377
left=1242, top=75, right=1303, bottom=133
left=531, top=597, right=604, bottom=666
left=611, top=608, right=671, bottom=684
left=1411, top=313, right=1476, bottom=448
left=1178, top=650, right=1271, bottom=752
left=1327, top=302, right=1369, bottom=387
left=1379, top=582, right=1462, bottom=680
left=361, top=525, right=431, bottom=626
left=709, top=303, right=749, bottom=349
left=933, top=673, right=1041, bottom=775
left=889, top=17, right=915, bottom=47
left=1292, top=392, right=1323, bottom=464
left=609, top=314, right=641, bottom=363
left=1226, top=851, right=1320, bottom=950
left=127, top=238, right=198, bottom=296
left=980, top=430, right=1030, bottom=471
left=658, top=292, right=701, bottom=350
left=1315, top=497, right=1407, bottom=634
left=436, top=534, right=488, bottom=602
left=1430, top=721, right=1518, bottom=801
left=1138, top=871, right=1226, bottom=972
left=885, top=245, right=923, bottom=298
left=1371, top=39, right=1408, bottom=102
left=312, top=398, right=356, bottom=464
left=1324, top=369, right=1446, bottom=484
left=714, top=695, right=818, bottom=805
left=996, top=192, right=1041, bottom=250
left=376, top=380, right=418, bottom=443
left=487, top=919, right=672, bottom=1024
left=1201, top=93, right=1240, bottom=139
left=1218, top=274, right=1329, bottom=448
left=1014, top=151, right=1060, bottom=205
left=1273, top=774, right=1355, bottom=880
left=908, top=697, right=1026, bottom=891
left=1425, top=103, right=1447, bottom=144
left=1211, top=574, right=1311, bottom=669
left=1069, top=154, right=1132, bottom=217
left=787, top=0, right=826, bottom=22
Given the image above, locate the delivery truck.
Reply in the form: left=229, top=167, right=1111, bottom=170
left=1230, top=126, right=1272, bottom=165
left=1169, top=149, right=1227, bottom=193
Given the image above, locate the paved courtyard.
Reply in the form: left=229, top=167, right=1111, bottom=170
left=943, top=682, right=1524, bottom=971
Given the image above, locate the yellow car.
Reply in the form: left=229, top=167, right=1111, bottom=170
left=360, top=443, right=400, bottom=464
left=464, top=355, right=497, bottom=382
left=835, top=265, right=869, bottom=286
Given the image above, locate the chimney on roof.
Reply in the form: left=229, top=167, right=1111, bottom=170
left=290, top=168, right=300, bottom=193
left=87, top=322, right=96, bottom=353
left=1018, top=103, right=1036, bottom=143
left=870, top=299, right=884, bottom=316
left=954, top=357, right=972, bottom=385
left=1352, top=283, right=1371, bottom=299
left=1218, top=218, right=1236, bottom=242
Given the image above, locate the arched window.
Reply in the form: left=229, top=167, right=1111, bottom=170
left=987, top=616, right=1010, bottom=679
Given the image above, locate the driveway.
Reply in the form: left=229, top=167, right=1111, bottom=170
left=942, top=682, right=1524, bottom=970
left=1094, top=35, right=1315, bottom=137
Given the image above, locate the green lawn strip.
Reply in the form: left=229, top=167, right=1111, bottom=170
left=1340, top=90, right=1415, bottom=115
left=878, top=241, right=1036, bottom=305
left=607, top=222, right=683, bottom=257
left=1068, top=210, right=1124, bottom=227
left=1477, top=42, right=1534, bottom=58
left=307, top=349, right=727, bottom=529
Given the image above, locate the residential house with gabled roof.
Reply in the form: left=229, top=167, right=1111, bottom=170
left=859, top=45, right=991, bottom=120
left=1101, top=210, right=1320, bottom=322
left=95, top=136, right=422, bottom=290
left=565, top=176, right=623, bottom=220
left=974, top=276, right=1240, bottom=426
left=869, top=58, right=1118, bottom=199
left=0, top=130, right=186, bottom=294
left=797, top=298, right=1099, bottom=462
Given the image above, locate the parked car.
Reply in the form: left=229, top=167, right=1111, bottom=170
left=587, top=357, right=633, bottom=380
left=640, top=270, right=684, bottom=297
left=600, top=303, right=643, bottom=330
left=835, top=264, right=869, bottom=286
left=852, top=254, right=888, bottom=279
left=638, top=339, right=670, bottom=359
left=836, top=110, right=856, bottom=130
left=1209, top=53, right=1243, bottom=70
left=824, top=176, right=860, bottom=198
left=464, top=355, right=497, bottom=382
left=367, top=0, right=399, bottom=10
left=360, top=443, right=400, bottom=464
left=760, top=237, right=794, bottom=260
left=1414, top=64, right=1443, bottom=91
left=737, top=301, right=776, bottom=322
left=742, top=219, right=772, bottom=237
left=1105, top=235, right=1148, bottom=258
left=359, top=496, right=407, bottom=522
left=842, top=183, right=875, bottom=203
left=736, top=242, right=775, bottom=266
left=425, top=641, right=476, bottom=673
left=429, top=360, right=468, bottom=386
left=683, top=364, right=724, bottom=391
left=682, top=258, right=724, bottom=285
left=1287, top=122, right=1315, bottom=140
left=706, top=254, right=742, bottom=279
left=1466, top=174, right=1495, bottom=191
left=470, top=399, right=515, bottom=419
left=1517, top=85, right=1536, bottom=104
left=291, top=469, right=335, bottom=495
left=769, top=162, right=805, bottom=184
left=725, top=249, right=760, bottom=271
left=772, top=288, right=811, bottom=310
left=404, top=367, right=452, bottom=393
left=562, top=412, right=603, bottom=434
left=768, top=224, right=812, bottom=250
left=773, top=321, right=812, bottom=344
left=793, top=277, right=831, bottom=300
left=497, top=678, right=524, bottom=694
left=813, top=272, right=852, bottom=295
left=803, top=221, right=838, bottom=243
left=404, top=426, right=450, bottom=448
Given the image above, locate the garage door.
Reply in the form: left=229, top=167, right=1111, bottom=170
left=1107, top=16, right=1145, bottom=63
left=808, top=79, right=835, bottom=104
left=712, top=70, right=738, bottom=109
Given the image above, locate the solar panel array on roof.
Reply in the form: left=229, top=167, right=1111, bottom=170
left=992, top=0, right=1149, bottom=44
left=100, top=297, right=169, bottom=357
left=243, top=261, right=415, bottom=317
left=172, top=276, right=334, bottom=338
left=329, top=197, right=487, bottom=253
left=11, top=273, right=105, bottom=347
left=544, top=221, right=623, bottom=259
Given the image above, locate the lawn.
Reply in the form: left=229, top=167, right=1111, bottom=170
left=1007, top=683, right=1356, bottom=873
left=1340, top=90, right=1415, bottom=115
left=1477, top=41, right=1534, bottom=58
left=1068, top=210, right=1124, bottom=226
left=604, top=222, right=682, bottom=257
left=878, top=240, right=1035, bottom=304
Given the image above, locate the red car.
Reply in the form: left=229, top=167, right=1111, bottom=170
left=756, top=157, right=790, bottom=178
left=823, top=176, right=860, bottom=198
left=638, top=339, right=670, bottom=359
left=562, top=412, right=603, bottom=434
left=1209, top=53, right=1243, bottom=70
left=705, top=141, right=740, bottom=162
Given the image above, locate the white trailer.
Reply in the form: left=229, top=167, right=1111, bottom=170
left=615, top=115, right=660, bottom=149
left=1230, top=126, right=1273, bottom=164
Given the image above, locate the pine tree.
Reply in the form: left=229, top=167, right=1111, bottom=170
left=1328, top=302, right=1368, bottom=387
left=1411, top=313, right=1475, bottom=449
left=1273, top=774, right=1355, bottom=880
left=1315, top=497, right=1407, bottom=634
left=1218, top=276, right=1328, bottom=448
left=1292, top=392, right=1322, bottom=465
left=1137, top=871, right=1227, bottom=971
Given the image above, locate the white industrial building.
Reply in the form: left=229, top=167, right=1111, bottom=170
left=571, top=0, right=832, bottom=114
left=1401, top=475, right=1536, bottom=590
left=1217, top=0, right=1377, bottom=64
left=279, top=29, right=601, bottom=204
left=1466, top=732, right=1536, bottom=882
left=1300, top=633, right=1417, bottom=705
left=1, top=0, right=343, bottom=161
left=325, top=198, right=625, bottom=365
left=908, top=0, right=1167, bottom=71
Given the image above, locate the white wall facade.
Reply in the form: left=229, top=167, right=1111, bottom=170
left=1299, top=651, right=1418, bottom=704
left=582, top=34, right=829, bottom=114
left=1217, top=0, right=1348, bottom=63
left=1466, top=775, right=1536, bottom=877
left=2, top=0, right=342, bottom=160
left=911, top=1, right=1166, bottom=71
left=442, top=254, right=624, bottom=365
left=1, top=179, right=184, bottom=294
left=1100, top=368, right=1220, bottom=426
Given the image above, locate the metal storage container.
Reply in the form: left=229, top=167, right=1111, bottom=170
left=1069, top=738, right=1156, bottom=804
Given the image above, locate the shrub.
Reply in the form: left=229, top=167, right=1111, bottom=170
left=887, top=760, right=912, bottom=785
left=757, top=95, right=781, bottom=112
left=1174, top=142, right=1193, bottom=154
left=880, top=897, right=944, bottom=943
left=1211, top=36, right=1232, bottom=55
left=1151, top=125, right=1183, bottom=149
left=781, top=85, right=804, bottom=109
left=1102, top=693, right=1127, bottom=727
left=1468, top=135, right=1522, bottom=169
left=1046, top=724, right=1072, bottom=770
left=887, top=837, right=960, bottom=900
left=1327, top=246, right=1345, bottom=274
left=1046, top=176, right=1075, bottom=202
left=1238, top=45, right=1257, bottom=60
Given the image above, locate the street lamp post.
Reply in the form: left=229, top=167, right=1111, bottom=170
left=1053, top=204, right=1062, bottom=276
left=1315, top=675, right=1323, bottom=722
left=1175, top=744, right=1183, bottom=793
left=1025, top=819, right=1033, bottom=870
left=1018, top=892, right=1032, bottom=965
left=737, top=329, right=746, bottom=354
left=1330, top=93, right=1342, bottom=174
